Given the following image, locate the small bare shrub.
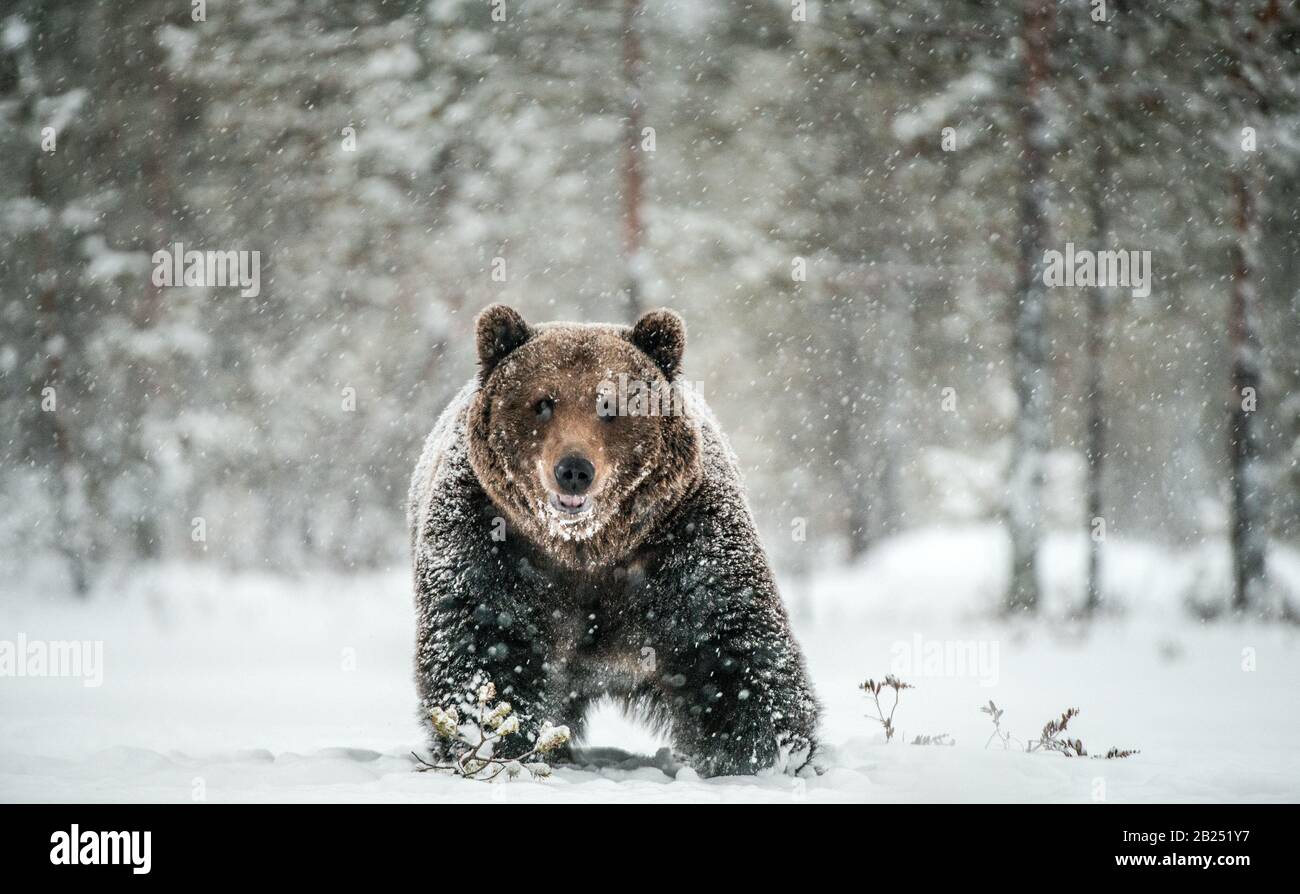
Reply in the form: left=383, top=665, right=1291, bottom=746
left=980, top=700, right=1138, bottom=759
left=861, top=676, right=951, bottom=745
left=860, top=675, right=912, bottom=742
left=911, top=733, right=955, bottom=746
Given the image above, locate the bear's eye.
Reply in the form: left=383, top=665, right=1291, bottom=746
left=534, top=398, right=554, bottom=421
left=598, top=406, right=617, bottom=424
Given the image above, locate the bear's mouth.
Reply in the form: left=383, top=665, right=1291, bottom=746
left=547, top=491, right=594, bottom=518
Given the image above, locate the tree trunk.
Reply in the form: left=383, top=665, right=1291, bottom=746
left=1228, top=169, right=1268, bottom=613
left=1083, top=134, right=1109, bottom=615
left=831, top=294, right=872, bottom=560
left=125, top=20, right=180, bottom=562
left=32, top=179, right=90, bottom=597
left=19, top=28, right=91, bottom=596
left=1223, top=0, right=1275, bottom=615
left=874, top=282, right=911, bottom=547
left=620, top=0, right=646, bottom=321
left=1006, top=0, right=1054, bottom=614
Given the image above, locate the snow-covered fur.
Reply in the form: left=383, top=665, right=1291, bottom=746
left=409, top=305, right=819, bottom=777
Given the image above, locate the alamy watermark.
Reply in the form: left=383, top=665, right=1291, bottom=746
left=890, top=634, right=999, bottom=687
left=152, top=241, right=261, bottom=298
left=596, top=374, right=701, bottom=418
left=50, top=825, right=150, bottom=875
left=1042, top=242, right=1152, bottom=298
left=0, top=634, right=103, bottom=687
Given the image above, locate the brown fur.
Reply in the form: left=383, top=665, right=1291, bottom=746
left=467, top=306, right=700, bottom=569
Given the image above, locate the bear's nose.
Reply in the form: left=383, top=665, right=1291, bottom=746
left=554, top=454, right=595, bottom=495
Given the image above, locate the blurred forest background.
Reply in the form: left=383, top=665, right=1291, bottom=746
left=1, top=0, right=1297, bottom=616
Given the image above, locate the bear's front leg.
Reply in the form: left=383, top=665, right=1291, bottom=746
left=660, top=645, right=818, bottom=777
left=413, top=545, right=558, bottom=765
left=636, top=489, right=822, bottom=777
left=653, top=598, right=820, bottom=778
left=415, top=621, right=553, bottom=765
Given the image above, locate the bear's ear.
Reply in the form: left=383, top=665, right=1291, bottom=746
left=628, top=308, right=686, bottom=380
left=475, top=304, right=531, bottom=382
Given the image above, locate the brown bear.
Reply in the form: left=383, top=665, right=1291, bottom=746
left=409, top=304, right=819, bottom=776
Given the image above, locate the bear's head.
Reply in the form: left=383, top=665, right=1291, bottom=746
left=467, top=304, right=701, bottom=568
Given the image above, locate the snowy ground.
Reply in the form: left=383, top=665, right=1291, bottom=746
left=2, top=525, right=1298, bottom=803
